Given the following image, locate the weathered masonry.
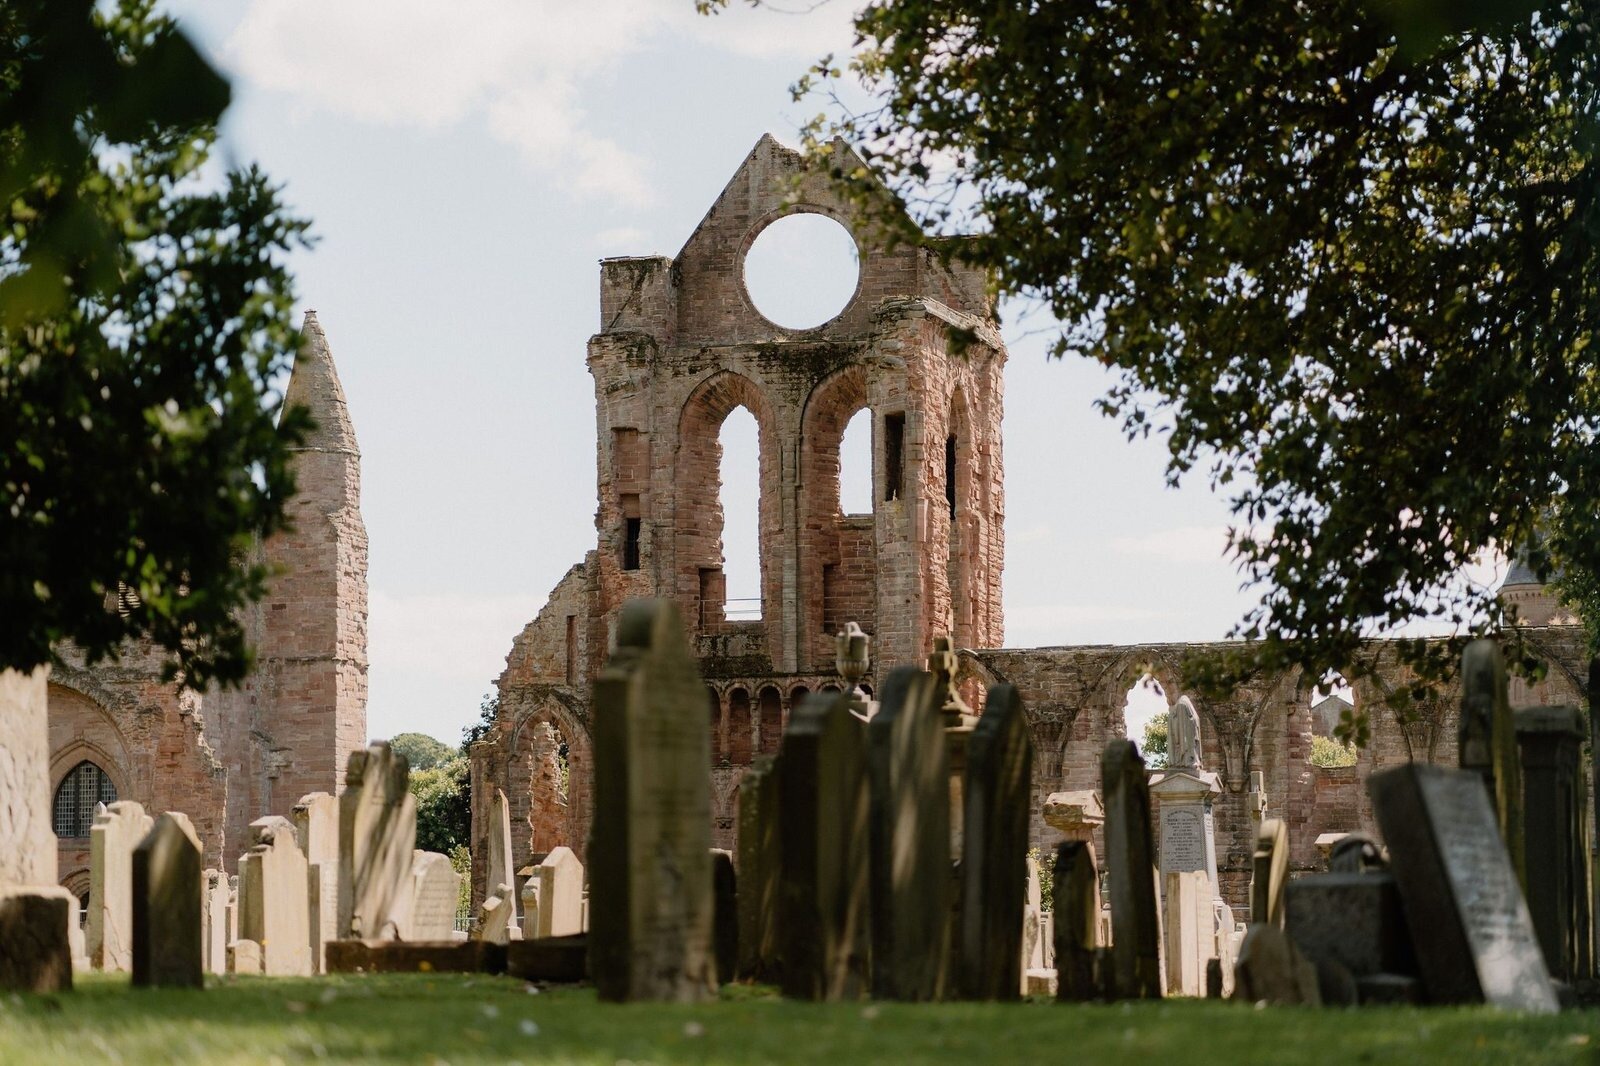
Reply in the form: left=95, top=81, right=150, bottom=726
left=472, top=135, right=1589, bottom=911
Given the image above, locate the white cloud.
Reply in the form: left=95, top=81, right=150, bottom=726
left=596, top=226, right=650, bottom=252
left=1110, top=525, right=1233, bottom=565
left=223, top=0, right=861, bottom=207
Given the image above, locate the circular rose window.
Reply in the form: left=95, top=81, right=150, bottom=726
left=742, top=213, right=860, bottom=330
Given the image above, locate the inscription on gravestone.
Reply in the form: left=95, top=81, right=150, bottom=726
left=1161, top=811, right=1206, bottom=871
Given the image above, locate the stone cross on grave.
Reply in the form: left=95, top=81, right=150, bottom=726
left=927, top=636, right=978, bottom=729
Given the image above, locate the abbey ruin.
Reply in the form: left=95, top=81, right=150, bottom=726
left=469, top=136, right=1591, bottom=911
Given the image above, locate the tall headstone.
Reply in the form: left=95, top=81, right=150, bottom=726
left=293, top=791, right=340, bottom=973
left=1458, top=640, right=1525, bottom=886
left=1149, top=697, right=1222, bottom=896
left=1514, top=704, right=1588, bottom=981
left=484, top=787, right=515, bottom=926
left=239, top=816, right=312, bottom=977
left=1053, top=841, right=1101, bottom=1001
left=957, top=684, right=1034, bottom=1001
left=711, top=849, right=737, bottom=984
left=867, top=666, right=951, bottom=1001
left=401, top=851, right=461, bottom=941
left=778, top=690, right=870, bottom=1001
left=1370, top=762, right=1556, bottom=1012
left=88, top=800, right=153, bottom=971
left=1163, top=869, right=1216, bottom=996
left=0, top=887, right=73, bottom=993
left=1251, top=818, right=1288, bottom=927
left=132, top=812, right=203, bottom=988
left=201, top=869, right=229, bottom=975
left=338, top=741, right=418, bottom=941
left=0, top=667, right=54, bottom=888
left=588, top=599, right=715, bottom=1002
left=532, top=846, right=584, bottom=938
left=1101, top=739, right=1163, bottom=999
left=1592, top=656, right=1600, bottom=980
left=735, top=754, right=781, bottom=982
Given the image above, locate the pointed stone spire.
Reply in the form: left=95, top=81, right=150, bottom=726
left=284, top=310, right=359, bottom=456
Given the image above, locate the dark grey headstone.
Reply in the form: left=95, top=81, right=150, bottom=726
left=1514, top=704, right=1587, bottom=981
left=1052, top=840, right=1101, bottom=1001
left=1101, top=739, right=1162, bottom=999
left=1591, top=656, right=1600, bottom=980
left=588, top=599, right=715, bottom=1002
left=777, top=690, right=869, bottom=1000
left=957, top=683, right=1034, bottom=1000
left=1369, top=762, right=1556, bottom=1012
left=132, top=812, right=204, bottom=988
left=1458, top=640, right=1525, bottom=885
left=711, top=849, right=737, bottom=985
left=1285, top=871, right=1415, bottom=978
left=0, top=889, right=72, bottom=993
left=735, top=755, right=780, bottom=982
left=867, top=666, right=951, bottom=1001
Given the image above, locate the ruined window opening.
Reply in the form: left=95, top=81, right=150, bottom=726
left=52, top=760, right=117, bottom=839
left=1309, top=673, right=1358, bottom=766
left=719, top=406, right=762, bottom=620
left=621, top=519, right=641, bottom=570
left=707, top=686, right=724, bottom=761
left=728, top=688, right=753, bottom=763
left=551, top=726, right=571, bottom=805
left=743, top=213, right=860, bottom=330
left=564, top=615, right=577, bottom=685
left=945, top=434, right=958, bottom=519
left=839, top=407, right=873, bottom=516
left=1122, top=673, right=1169, bottom=769
left=883, top=413, right=905, bottom=502
left=758, top=686, right=783, bottom=755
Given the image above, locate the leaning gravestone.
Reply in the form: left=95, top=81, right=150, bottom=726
left=867, top=666, right=951, bottom=1001
left=589, top=599, right=714, bottom=1002
left=958, top=683, right=1033, bottom=1000
left=778, top=689, right=870, bottom=1001
left=1370, top=762, right=1557, bottom=1012
left=402, top=851, right=460, bottom=941
left=1458, top=640, right=1525, bottom=886
left=532, top=846, right=584, bottom=938
left=736, top=754, right=780, bottom=982
left=477, top=886, right=514, bottom=946
left=1053, top=841, right=1101, bottom=1001
left=0, top=887, right=74, bottom=992
left=1251, top=818, right=1288, bottom=927
left=202, top=869, right=229, bottom=975
left=240, top=816, right=312, bottom=977
left=293, top=791, right=340, bottom=973
left=1102, top=739, right=1163, bottom=999
left=338, top=741, right=418, bottom=941
left=88, top=800, right=153, bottom=971
left=132, top=812, right=203, bottom=988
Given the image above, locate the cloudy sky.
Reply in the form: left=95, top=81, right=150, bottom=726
left=165, top=1, right=1325, bottom=744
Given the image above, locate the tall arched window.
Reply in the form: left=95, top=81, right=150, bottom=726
left=53, top=760, right=117, bottom=839
left=719, top=406, right=762, bottom=621
left=839, top=408, right=873, bottom=516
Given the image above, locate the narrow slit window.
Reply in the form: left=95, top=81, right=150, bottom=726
left=621, top=493, right=641, bottom=571
left=945, top=434, right=957, bottom=519
left=884, top=413, right=905, bottom=502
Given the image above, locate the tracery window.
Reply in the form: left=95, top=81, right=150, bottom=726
left=52, top=760, right=117, bottom=839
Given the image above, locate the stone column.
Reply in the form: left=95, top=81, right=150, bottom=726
left=0, top=667, right=54, bottom=888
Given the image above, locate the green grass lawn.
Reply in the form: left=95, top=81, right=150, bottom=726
left=0, top=974, right=1595, bottom=1065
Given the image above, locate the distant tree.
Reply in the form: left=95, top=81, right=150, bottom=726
left=1141, top=712, right=1170, bottom=770
left=0, top=0, right=311, bottom=688
left=390, top=732, right=453, bottom=772
left=411, top=755, right=471, bottom=855
left=461, top=691, right=499, bottom=751
left=702, top=0, right=1600, bottom=736
left=1311, top=735, right=1360, bottom=769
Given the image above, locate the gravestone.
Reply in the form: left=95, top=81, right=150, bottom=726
left=1370, top=762, right=1556, bottom=1012
left=228, top=938, right=262, bottom=975
left=735, top=754, right=780, bottom=982
left=867, top=666, right=951, bottom=1001
left=1592, top=656, right=1600, bottom=980
left=478, top=886, right=513, bottom=945
left=1020, top=854, right=1044, bottom=992
left=1043, top=790, right=1103, bottom=843
left=1250, top=818, right=1288, bottom=927
left=588, top=599, right=715, bottom=1002
left=338, top=741, right=418, bottom=941
left=712, top=849, right=737, bottom=984
left=239, top=816, right=312, bottom=977
left=1053, top=841, right=1101, bottom=1001
left=202, top=869, right=228, bottom=975
left=778, top=689, right=870, bottom=1001
left=484, top=787, right=515, bottom=929
left=293, top=791, right=340, bottom=973
left=1149, top=698, right=1222, bottom=895
left=1514, top=704, right=1588, bottom=981
left=1284, top=871, right=1416, bottom=980
left=532, top=846, right=584, bottom=938
left=0, top=887, right=73, bottom=993
left=958, top=683, right=1033, bottom=1000
left=88, top=800, right=153, bottom=971
left=402, top=851, right=460, bottom=940
left=1101, top=739, right=1163, bottom=999
left=1233, top=923, right=1321, bottom=1005
left=1164, top=869, right=1215, bottom=996
left=1458, top=640, right=1525, bottom=886
left=132, top=811, right=203, bottom=988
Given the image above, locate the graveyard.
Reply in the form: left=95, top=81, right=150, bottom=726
left=4, top=3, right=1600, bottom=1064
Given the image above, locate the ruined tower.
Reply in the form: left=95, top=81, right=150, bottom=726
left=478, top=136, right=1006, bottom=882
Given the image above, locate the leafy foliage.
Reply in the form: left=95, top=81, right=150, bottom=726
left=411, top=756, right=471, bottom=855
left=705, top=0, right=1600, bottom=732
left=1311, top=734, right=1359, bottom=768
left=390, top=732, right=454, bottom=771
left=0, top=0, right=311, bottom=687
left=1141, top=711, right=1170, bottom=770
left=461, top=691, right=499, bottom=751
